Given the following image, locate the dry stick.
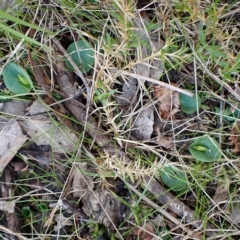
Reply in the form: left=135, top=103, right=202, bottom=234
left=0, top=225, right=28, bottom=240
left=51, top=37, right=90, bottom=96
left=0, top=167, right=20, bottom=240
left=109, top=68, right=193, bottom=97
left=142, top=176, right=219, bottom=237
left=117, top=175, right=196, bottom=238
left=219, top=6, right=240, bottom=19
left=194, top=54, right=240, bottom=102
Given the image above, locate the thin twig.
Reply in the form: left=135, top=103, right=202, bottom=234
left=219, top=7, right=240, bottom=20
left=0, top=224, right=28, bottom=240
left=109, top=68, right=193, bottom=97
left=194, top=53, right=240, bottom=102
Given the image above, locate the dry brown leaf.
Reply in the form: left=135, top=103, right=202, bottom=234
left=72, top=163, right=94, bottom=198
left=228, top=204, right=240, bottom=224
left=132, top=222, right=154, bottom=240
left=2, top=99, right=31, bottom=115
left=153, top=84, right=180, bottom=120
left=54, top=213, right=73, bottom=232
left=156, top=126, right=173, bottom=149
left=116, top=77, right=138, bottom=108
left=134, top=11, right=163, bottom=79
left=191, top=231, right=203, bottom=240
left=20, top=118, right=78, bottom=153
left=82, top=190, right=122, bottom=229
left=150, top=214, right=164, bottom=228
left=213, top=180, right=230, bottom=204
left=10, top=161, right=27, bottom=172
left=0, top=200, right=15, bottom=213
left=0, top=119, right=27, bottom=171
left=131, top=107, right=154, bottom=141
left=229, top=120, right=240, bottom=153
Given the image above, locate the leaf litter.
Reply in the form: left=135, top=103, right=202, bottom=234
left=1, top=1, right=240, bottom=239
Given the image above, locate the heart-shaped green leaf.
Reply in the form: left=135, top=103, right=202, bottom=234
left=2, top=62, right=33, bottom=94
left=37, top=203, right=48, bottom=212
left=161, top=166, right=187, bottom=192
left=179, top=92, right=201, bottom=114
left=189, top=135, right=222, bottom=162
left=21, top=206, right=33, bottom=218
left=65, top=39, right=95, bottom=73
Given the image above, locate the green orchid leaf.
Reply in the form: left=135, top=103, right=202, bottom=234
left=37, top=203, right=48, bottom=212
left=65, top=39, right=95, bottom=73
left=233, top=105, right=240, bottom=119
left=161, top=166, right=187, bottom=192
left=21, top=206, right=33, bottom=218
left=2, top=62, right=33, bottom=94
left=179, top=92, right=201, bottom=114
left=189, top=135, right=222, bottom=162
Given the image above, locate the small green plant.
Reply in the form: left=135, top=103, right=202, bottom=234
left=179, top=92, right=201, bottom=114
left=215, top=105, right=240, bottom=121
left=161, top=166, right=187, bottom=192
left=93, top=89, right=116, bottom=106
left=65, top=39, right=95, bottom=73
left=21, top=206, right=33, bottom=218
left=37, top=203, right=48, bottom=212
left=189, top=135, right=222, bottom=162
left=2, top=62, right=33, bottom=94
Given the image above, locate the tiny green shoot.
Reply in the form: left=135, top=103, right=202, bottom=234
left=161, top=166, right=187, bottom=192
left=189, top=135, right=222, bottom=162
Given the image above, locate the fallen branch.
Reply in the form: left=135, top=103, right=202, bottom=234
left=0, top=167, right=20, bottom=240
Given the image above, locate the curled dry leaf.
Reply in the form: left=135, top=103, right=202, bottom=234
left=116, top=77, right=138, bottom=108
left=54, top=213, right=73, bottom=232
left=153, top=84, right=180, bottom=120
left=82, top=190, right=122, bottom=229
left=156, top=126, right=173, bottom=149
left=134, top=11, right=163, bottom=80
left=213, top=179, right=230, bottom=204
left=2, top=99, right=31, bottom=115
left=71, top=163, right=124, bottom=229
left=72, top=163, right=95, bottom=198
left=229, top=120, right=240, bottom=153
left=20, top=118, right=78, bottom=153
left=0, top=200, right=15, bottom=213
left=0, top=119, right=27, bottom=172
left=150, top=214, right=164, bottom=228
left=228, top=203, right=240, bottom=224
left=132, top=222, right=154, bottom=240
left=131, top=107, right=154, bottom=141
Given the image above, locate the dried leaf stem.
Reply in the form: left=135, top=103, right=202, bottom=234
left=109, top=68, right=193, bottom=97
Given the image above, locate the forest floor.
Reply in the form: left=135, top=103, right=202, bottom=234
left=0, top=0, right=240, bottom=239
